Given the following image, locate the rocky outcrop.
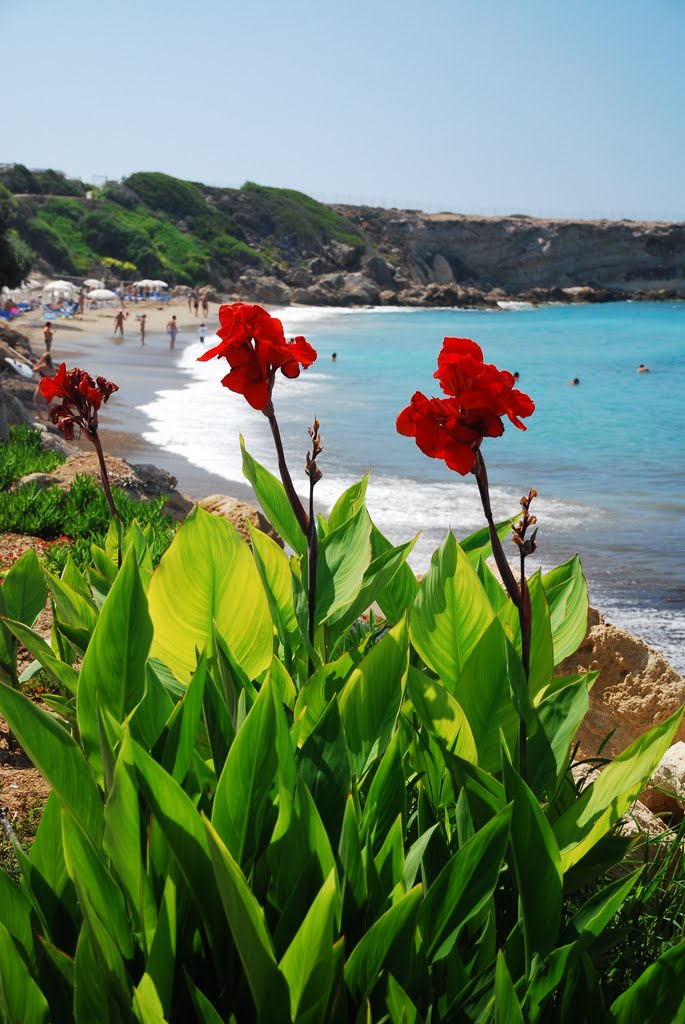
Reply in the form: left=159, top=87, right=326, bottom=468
left=197, top=494, right=284, bottom=548
left=14, top=454, right=194, bottom=521
left=641, top=742, right=685, bottom=819
left=558, top=609, right=685, bottom=760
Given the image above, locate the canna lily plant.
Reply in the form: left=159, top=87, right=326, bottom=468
left=0, top=315, right=682, bottom=1023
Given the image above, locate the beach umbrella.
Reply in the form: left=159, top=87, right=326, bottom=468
left=44, top=280, right=76, bottom=297
left=149, top=280, right=168, bottom=288
left=83, top=278, right=103, bottom=288
left=87, top=288, right=118, bottom=300
left=133, top=279, right=155, bottom=287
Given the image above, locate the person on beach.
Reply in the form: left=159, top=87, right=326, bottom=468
left=139, top=314, right=146, bottom=346
left=114, top=310, right=125, bottom=337
left=193, top=290, right=199, bottom=316
left=198, top=322, right=207, bottom=345
left=167, top=315, right=178, bottom=349
left=43, top=321, right=54, bottom=352
left=637, top=363, right=650, bottom=373
left=32, top=352, right=54, bottom=419
left=78, top=289, right=85, bottom=316
left=187, top=292, right=192, bottom=312
left=202, top=293, right=209, bottom=316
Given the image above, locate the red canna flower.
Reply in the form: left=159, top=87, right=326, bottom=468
left=39, top=363, right=118, bottom=440
left=197, top=302, right=317, bottom=410
left=397, top=338, right=534, bottom=474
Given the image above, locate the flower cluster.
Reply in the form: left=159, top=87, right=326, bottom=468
left=198, top=302, right=317, bottom=411
left=39, top=364, right=119, bottom=440
left=397, top=338, right=535, bottom=474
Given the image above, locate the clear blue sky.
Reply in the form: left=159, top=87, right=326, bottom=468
left=4, top=0, right=683, bottom=221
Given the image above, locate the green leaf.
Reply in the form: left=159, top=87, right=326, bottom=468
left=454, top=619, right=520, bottom=773
left=241, top=436, right=307, bottom=556
left=148, top=505, right=273, bottom=682
left=344, top=885, right=422, bottom=1001
left=564, top=869, right=641, bottom=947
left=502, top=746, right=562, bottom=960
left=553, top=706, right=684, bottom=872
left=61, top=809, right=134, bottom=960
left=316, top=505, right=372, bottom=624
left=292, top=652, right=354, bottom=746
left=77, top=551, right=152, bottom=784
left=161, top=657, right=207, bottom=784
left=495, top=950, right=524, bottom=1024
left=420, top=805, right=511, bottom=963
left=132, top=741, right=226, bottom=954
left=133, top=973, right=168, bottom=1024
left=386, top=974, right=419, bottom=1024
left=339, top=617, right=409, bottom=778
left=327, top=475, right=370, bottom=532
left=298, top=697, right=352, bottom=847
left=460, top=515, right=516, bottom=564
left=370, top=524, right=419, bottom=624
left=2, top=548, right=47, bottom=626
left=45, top=568, right=99, bottom=653
left=409, top=531, right=495, bottom=689
left=279, top=870, right=337, bottom=1022
left=528, top=673, right=593, bottom=798
left=327, top=536, right=418, bottom=648
left=0, top=920, right=49, bottom=1024
left=3, top=617, right=79, bottom=694
left=0, top=870, right=35, bottom=968
left=360, top=730, right=406, bottom=851
left=104, top=730, right=156, bottom=950
left=203, top=817, right=290, bottom=1022
left=0, top=682, right=103, bottom=840
left=542, top=555, right=589, bottom=665
left=212, top=677, right=279, bottom=867
left=610, top=938, right=685, bottom=1023
left=249, top=524, right=299, bottom=651
left=407, top=667, right=478, bottom=765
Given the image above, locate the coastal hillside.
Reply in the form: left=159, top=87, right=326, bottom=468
left=3, top=163, right=685, bottom=306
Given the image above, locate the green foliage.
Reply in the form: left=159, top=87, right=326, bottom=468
left=241, top=180, right=365, bottom=252
left=0, top=184, right=34, bottom=286
left=0, top=449, right=682, bottom=1021
left=7, top=166, right=364, bottom=284
left=0, top=425, right=66, bottom=491
left=0, top=471, right=176, bottom=574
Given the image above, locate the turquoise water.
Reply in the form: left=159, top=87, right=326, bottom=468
left=141, top=302, right=685, bottom=670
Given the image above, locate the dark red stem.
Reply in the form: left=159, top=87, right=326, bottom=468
left=266, top=408, right=309, bottom=536
left=90, top=427, right=122, bottom=568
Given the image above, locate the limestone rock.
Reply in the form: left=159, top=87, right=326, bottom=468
left=198, top=495, right=284, bottom=548
left=238, top=273, right=292, bottom=306
left=363, top=255, right=396, bottom=289
left=558, top=612, right=685, bottom=760
left=14, top=453, right=194, bottom=522
left=641, top=742, right=685, bottom=818
left=618, top=799, right=671, bottom=839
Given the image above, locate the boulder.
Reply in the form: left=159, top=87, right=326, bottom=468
left=238, top=273, right=292, bottom=306
left=198, top=495, right=284, bottom=548
left=293, top=272, right=380, bottom=307
left=558, top=610, right=685, bottom=760
left=640, top=742, right=685, bottom=819
left=363, top=255, right=396, bottom=289
left=323, top=241, right=360, bottom=270
left=14, top=453, right=194, bottom=522
left=431, top=253, right=455, bottom=284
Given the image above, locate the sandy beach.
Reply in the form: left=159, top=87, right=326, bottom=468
left=18, top=297, right=255, bottom=504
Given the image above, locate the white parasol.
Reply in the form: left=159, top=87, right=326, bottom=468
left=86, top=288, right=118, bottom=300
left=83, top=278, right=103, bottom=288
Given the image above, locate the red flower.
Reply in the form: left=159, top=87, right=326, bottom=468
left=39, top=363, right=118, bottom=440
left=397, top=338, right=534, bottom=474
left=197, top=302, right=317, bottom=410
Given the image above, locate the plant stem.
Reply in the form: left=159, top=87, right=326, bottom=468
left=307, top=471, right=318, bottom=673
left=473, top=452, right=520, bottom=607
left=90, top=428, right=122, bottom=568
left=266, top=409, right=309, bottom=535
left=474, top=451, right=530, bottom=779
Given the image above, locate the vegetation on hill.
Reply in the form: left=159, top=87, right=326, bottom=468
left=0, top=184, right=33, bottom=288
left=0, top=164, right=365, bottom=286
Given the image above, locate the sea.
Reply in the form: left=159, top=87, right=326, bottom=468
left=139, top=302, right=685, bottom=672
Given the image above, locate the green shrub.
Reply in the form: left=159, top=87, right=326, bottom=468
left=241, top=180, right=365, bottom=252
left=124, top=171, right=209, bottom=218
left=0, top=425, right=66, bottom=490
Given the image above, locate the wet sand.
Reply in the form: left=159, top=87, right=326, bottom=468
left=21, top=299, right=254, bottom=503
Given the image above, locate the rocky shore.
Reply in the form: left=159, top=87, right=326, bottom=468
left=230, top=208, right=685, bottom=309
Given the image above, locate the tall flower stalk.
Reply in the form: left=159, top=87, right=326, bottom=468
left=199, top=302, right=319, bottom=659
left=398, top=336, right=536, bottom=775
left=39, top=364, right=122, bottom=563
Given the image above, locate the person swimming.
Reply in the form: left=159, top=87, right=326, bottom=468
left=637, top=363, right=650, bottom=373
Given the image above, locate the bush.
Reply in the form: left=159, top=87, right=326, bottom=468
left=0, top=425, right=66, bottom=490
left=124, top=171, right=208, bottom=218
